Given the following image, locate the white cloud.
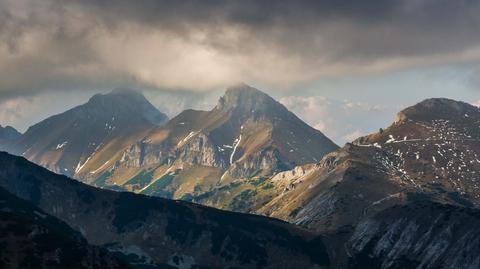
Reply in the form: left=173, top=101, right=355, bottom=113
left=0, top=98, right=28, bottom=127
left=473, top=100, right=480, bottom=107
left=313, top=122, right=327, bottom=132
left=2, top=0, right=480, bottom=96
left=343, top=130, right=364, bottom=142
left=0, top=91, right=94, bottom=132
left=144, top=90, right=220, bottom=118
left=280, top=95, right=397, bottom=144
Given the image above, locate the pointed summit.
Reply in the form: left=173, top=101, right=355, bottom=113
left=0, top=125, right=21, bottom=141
left=0, top=125, right=21, bottom=149
left=222, top=83, right=271, bottom=105
left=91, top=88, right=147, bottom=103
left=216, top=84, right=287, bottom=120
left=109, top=87, right=140, bottom=95
left=7, top=89, right=168, bottom=177
left=95, top=83, right=338, bottom=201
left=82, top=88, right=167, bottom=125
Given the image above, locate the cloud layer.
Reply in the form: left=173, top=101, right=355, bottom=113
left=1, top=0, right=480, bottom=97
left=280, top=95, right=399, bottom=144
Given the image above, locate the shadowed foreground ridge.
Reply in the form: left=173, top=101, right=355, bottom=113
left=0, top=186, right=130, bottom=269
left=0, top=151, right=329, bottom=269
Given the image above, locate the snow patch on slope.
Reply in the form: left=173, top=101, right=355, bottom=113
left=177, top=131, right=199, bottom=148
left=230, top=135, right=242, bottom=164
left=56, top=141, right=68, bottom=150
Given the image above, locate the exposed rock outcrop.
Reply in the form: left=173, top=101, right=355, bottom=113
left=347, top=202, right=480, bottom=269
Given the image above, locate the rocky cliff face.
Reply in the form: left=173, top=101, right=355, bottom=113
left=346, top=202, right=480, bottom=269
left=80, top=84, right=338, bottom=213
left=227, top=147, right=285, bottom=178
left=122, top=84, right=336, bottom=175
left=119, top=131, right=228, bottom=169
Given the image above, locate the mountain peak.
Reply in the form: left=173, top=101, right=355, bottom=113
left=216, top=84, right=280, bottom=114
left=395, top=98, right=479, bottom=123
left=83, top=88, right=167, bottom=125
left=108, top=87, right=142, bottom=96
left=0, top=125, right=21, bottom=142
left=89, top=88, right=144, bottom=103
left=224, top=83, right=268, bottom=98
left=8, top=88, right=168, bottom=176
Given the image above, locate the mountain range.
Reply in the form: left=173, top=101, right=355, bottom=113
left=1, top=139, right=480, bottom=268
left=101, top=84, right=338, bottom=202
left=5, top=84, right=339, bottom=209
left=250, top=98, right=480, bottom=233
left=1, top=84, right=480, bottom=268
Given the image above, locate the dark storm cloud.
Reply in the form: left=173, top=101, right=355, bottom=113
left=71, top=0, right=480, bottom=57
left=1, top=0, right=480, bottom=97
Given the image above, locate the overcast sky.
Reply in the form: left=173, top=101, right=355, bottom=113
left=0, top=0, right=479, bottom=144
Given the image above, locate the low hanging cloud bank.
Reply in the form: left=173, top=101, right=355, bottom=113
left=1, top=0, right=480, bottom=98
